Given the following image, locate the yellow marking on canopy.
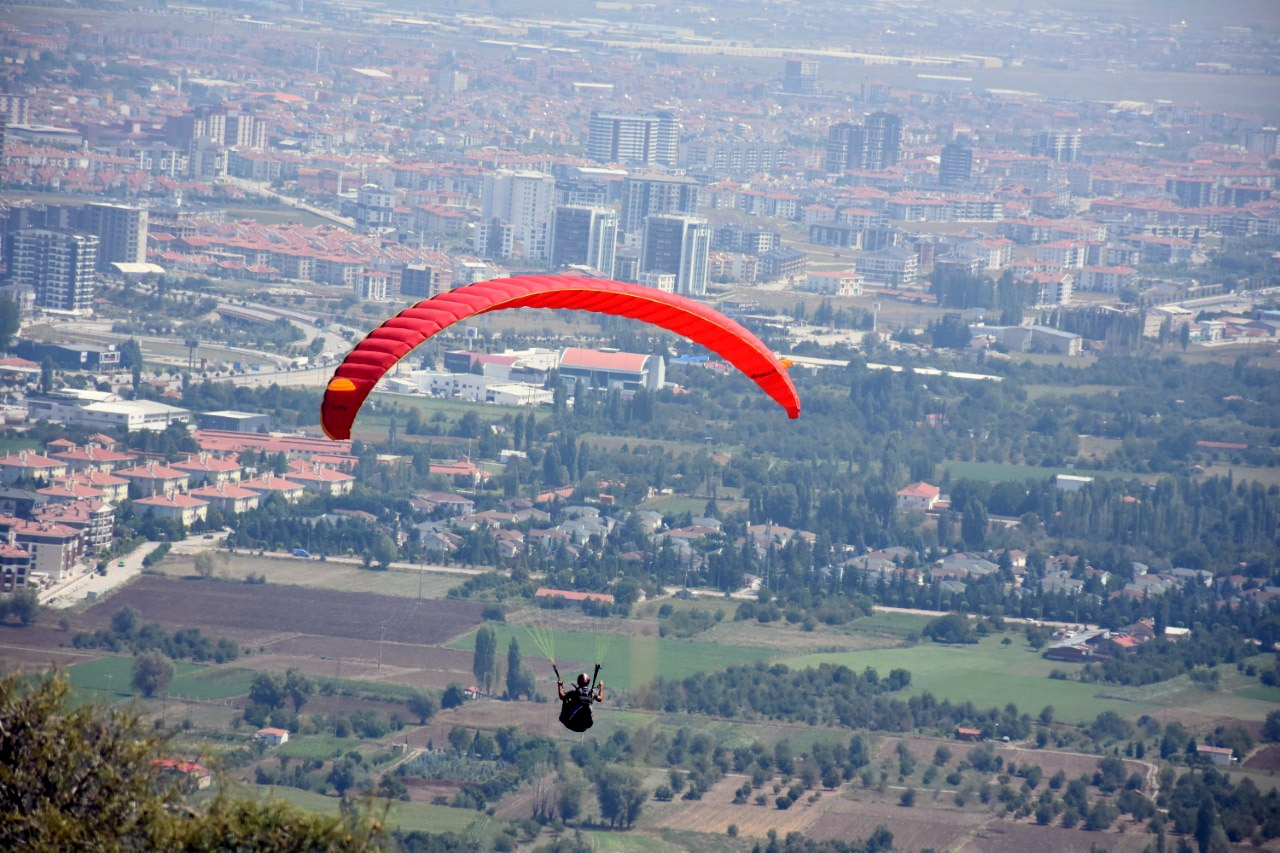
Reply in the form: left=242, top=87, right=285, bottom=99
left=326, top=377, right=358, bottom=393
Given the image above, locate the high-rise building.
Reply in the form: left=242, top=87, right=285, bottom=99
left=939, top=143, right=973, bottom=186
left=481, top=170, right=556, bottom=261
left=824, top=122, right=865, bottom=174
left=1243, top=127, right=1279, bottom=156
left=587, top=111, right=679, bottom=166
left=9, top=228, right=99, bottom=314
left=864, top=112, right=902, bottom=170
left=620, top=173, right=700, bottom=234
left=640, top=214, right=710, bottom=297
left=84, top=203, right=148, bottom=271
left=549, top=205, right=618, bottom=277
left=782, top=59, right=819, bottom=95
left=1032, top=131, right=1081, bottom=163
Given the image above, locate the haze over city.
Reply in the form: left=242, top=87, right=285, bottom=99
left=0, top=1, right=1278, bottom=851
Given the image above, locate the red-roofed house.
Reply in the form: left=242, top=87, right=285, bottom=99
left=429, top=458, right=489, bottom=487
left=897, top=482, right=941, bottom=512
left=558, top=347, right=665, bottom=393
left=38, top=481, right=106, bottom=503
left=152, top=759, right=212, bottom=789
left=534, top=587, right=615, bottom=604
left=68, top=471, right=129, bottom=502
left=239, top=474, right=306, bottom=503
left=134, top=493, right=208, bottom=525
left=189, top=482, right=261, bottom=514
left=1, top=518, right=84, bottom=580
left=0, top=543, right=33, bottom=591
left=172, top=453, right=243, bottom=487
left=116, top=461, right=189, bottom=497
left=1196, top=744, right=1233, bottom=765
left=284, top=462, right=355, bottom=496
left=34, top=500, right=114, bottom=552
left=0, top=451, right=68, bottom=485
left=50, top=444, right=137, bottom=474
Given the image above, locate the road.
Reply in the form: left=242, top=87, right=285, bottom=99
left=870, top=604, right=1095, bottom=632
left=218, top=176, right=355, bottom=229
left=40, top=538, right=170, bottom=609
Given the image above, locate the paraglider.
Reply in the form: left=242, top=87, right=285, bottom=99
left=319, top=274, right=801, bottom=441
left=555, top=664, right=604, bottom=733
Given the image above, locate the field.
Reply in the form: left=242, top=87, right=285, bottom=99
left=788, top=635, right=1155, bottom=724
left=155, top=553, right=463, bottom=600
left=1023, top=384, right=1121, bottom=401
left=168, top=666, right=257, bottom=701
left=90, top=576, right=483, bottom=646
left=447, top=624, right=773, bottom=692
left=1202, top=464, right=1280, bottom=488
left=939, top=460, right=1144, bottom=485
left=67, top=656, right=204, bottom=699
left=237, top=784, right=495, bottom=836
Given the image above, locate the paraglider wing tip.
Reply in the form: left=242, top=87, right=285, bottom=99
left=787, top=406, right=801, bottom=419
left=320, top=421, right=349, bottom=441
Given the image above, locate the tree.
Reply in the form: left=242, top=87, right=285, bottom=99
left=557, top=766, right=586, bottom=823
left=407, top=692, right=438, bottom=725
left=961, top=497, right=989, bottom=550
left=362, top=534, right=396, bottom=569
left=283, top=669, right=314, bottom=712
left=899, top=788, right=916, bottom=807
left=326, top=759, right=358, bottom=796
left=111, top=605, right=140, bottom=635
left=0, top=296, right=19, bottom=350
left=0, top=671, right=384, bottom=848
left=40, top=357, right=55, bottom=393
left=1263, top=710, right=1280, bottom=743
left=506, top=638, right=530, bottom=700
left=249, top=672, right=286, bottom=709
left=441, top=683, right=465, bottom=709
left=473, top=626, right=497, bottom=694
left=594, top=766, right=646, bottom=829
left=193, top=551, right=217, bottom=580
left=8, top=589, right=39, bottom=626
left=131, top=651, right=174, bottom=697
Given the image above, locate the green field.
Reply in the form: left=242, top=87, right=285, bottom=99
left=240, top=784, right=494, bottom=836
left=168, top=667, right=256, bottom=701
left=68, top=656, right=204, bottom=699
left=1234, top=684, right=1280, bottom=703
left=1024, top=384, right=1122, bottom=401
left=940, top=460, right=1143, bottom=485
left=789, top=635, right=1162, bottom=724
left=448, top=624, right=773, bottom=692
left=277, top=735, right=356, bottom=761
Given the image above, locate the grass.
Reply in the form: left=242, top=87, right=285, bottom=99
left=1023, top=384, right=1122, bottom=401
left=0, top=437, right=39, bottom=453
left=940, top=460, right=1145, bottom=485
left=639, top=496, right=717, bottom=517
left=447, top=624, right=773, bottom=692
left=168, top=666, right=256, bottom=701
left=277, top=735, right=357, bottom=761
left=786, top=634, right=1177, bottom=724
left=239, top=784, right=494, bottom=836
left=1202, top=465, right=1280, bottom=488
left=1234, top=685, right=1280, bottom=703
left=67, top=656, right=203, bottom=699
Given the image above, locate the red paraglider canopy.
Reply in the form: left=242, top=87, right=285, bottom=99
left=320, top=274, right=801, bottom=441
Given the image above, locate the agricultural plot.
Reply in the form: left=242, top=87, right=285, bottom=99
left=446, top=624, right=773, bottom=692
left=238, top=784, right=495, bottom=837
left=787, top=635, right=1156, bottom=724
left=168, top=667, right=256, bottom=701
left=939, top=460, right=1142, bottom=485
left=91, top=576, right=483, bottom=646
left=68, top=656, right=203, bottom=700
left=156, top=553, right=462, bottom=600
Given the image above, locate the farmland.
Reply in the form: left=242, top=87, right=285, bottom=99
left=67, top=655, right=203, bottom=700
left=938, top=459, right=1148, bottom=485
left=786, top=633, right=1273, bottom=724
left=153, top=553, right=463, bottom=600
left=446, top=623, right=774, bottom=692
left=92, top=576, right=483, bottom=646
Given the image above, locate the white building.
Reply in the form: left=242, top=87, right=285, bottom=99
left=482, top=170, right=556, bottom=261
left=805, top=270, right=864, bottom=297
